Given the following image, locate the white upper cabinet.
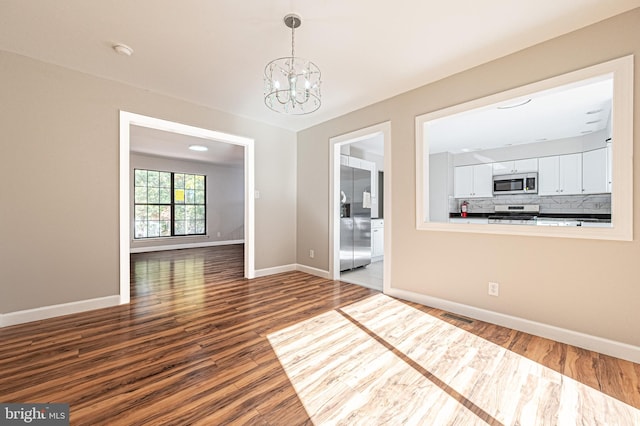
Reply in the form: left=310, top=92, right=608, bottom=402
left=473, top=164, right=493, bottom=197
left=492, top=158, right=538, bottom=175
left=560, top=154, right=583, bottom=195
left=538, top=153, right=582, bottom=195
left=538, top=156, right=559, bottom=195
left=582, top=148, right=608, bottom=194
left=454, top=164, right=492, bottom=198
left=454, top=165, right=473, bottom=198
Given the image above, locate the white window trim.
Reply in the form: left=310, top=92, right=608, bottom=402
left=415, top=55, right=634, bottom=241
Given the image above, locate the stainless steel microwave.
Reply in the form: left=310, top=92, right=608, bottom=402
left=492, top=173, right=537, bottom=195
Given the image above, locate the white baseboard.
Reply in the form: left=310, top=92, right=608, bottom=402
left=254, top=264, right=330, bottom=279
left=0, top=295, right=121, bottom=328
left=296, top=264, right=331, bottom=279
left=130, top=239, right=244, bottom=253
left=386, top=287, right=640, bottom=364
left=254, top=264, right=297, bottom=277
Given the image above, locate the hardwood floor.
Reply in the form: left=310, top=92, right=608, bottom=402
left=0, top=245, right=638, bottom=424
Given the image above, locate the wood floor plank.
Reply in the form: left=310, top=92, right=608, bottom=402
left=598, top=353, right=640, bottom=408
left=1, top=244, right=638, bottom=425
left=564, top=345, right=601, bottom=390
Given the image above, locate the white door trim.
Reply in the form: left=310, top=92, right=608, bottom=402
left=119, top=111, right=255, bottom=304
left=329, top=122, right=391, bottom=293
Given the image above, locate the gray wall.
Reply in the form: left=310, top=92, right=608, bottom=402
left=130, top=153, right=244, bottom=250
left=0, top=51, right=296, bottom=313
left=296, top=8, right=640, bottom=347
left=429, top=152, right=454, bottom=222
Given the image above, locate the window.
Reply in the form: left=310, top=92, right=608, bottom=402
left=134, top=169, right=206, bottom=239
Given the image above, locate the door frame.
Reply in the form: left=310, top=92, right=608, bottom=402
left=119, top=111, right=255, bottom=304
left=329, top=121, right=391, bottom=293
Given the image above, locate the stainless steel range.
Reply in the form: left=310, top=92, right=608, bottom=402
left=488, top=204, right=539, bottom=225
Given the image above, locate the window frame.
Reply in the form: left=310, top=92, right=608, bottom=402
left=133, top=168, right=207, bottom=239
left=415, top=55, right=633, bottom=241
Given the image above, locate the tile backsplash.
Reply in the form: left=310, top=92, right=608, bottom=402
left=451, top=194, right=611, bottom=215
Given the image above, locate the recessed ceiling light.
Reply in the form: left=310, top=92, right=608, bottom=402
left=189, top=145, right=208, bottom=152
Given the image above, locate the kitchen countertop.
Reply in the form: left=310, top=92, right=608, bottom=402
left=448, top=212, right=611, bottom=223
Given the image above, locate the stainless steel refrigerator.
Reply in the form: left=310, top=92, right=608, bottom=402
left=340, top=165, right=372, bottom=271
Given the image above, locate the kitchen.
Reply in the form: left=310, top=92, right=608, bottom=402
left=337, top=134, right=385, bottom=291
left=426, top=70, right=614, bottom=231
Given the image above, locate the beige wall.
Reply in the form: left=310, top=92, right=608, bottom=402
left=297, top=9, right=640, bottom=346
left=0, top=51, right=296, bottom=313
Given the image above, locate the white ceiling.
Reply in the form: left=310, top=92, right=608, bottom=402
left=130, top=125, right=245, bottom=166
left=428, top=76, right=613, bottom=154
left=1, top=1, right=638, bottom=136
left=350, top=134, right=385, bottom=158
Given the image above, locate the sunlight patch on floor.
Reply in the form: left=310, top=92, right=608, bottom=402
left=267, top=294, right=640, bottom=425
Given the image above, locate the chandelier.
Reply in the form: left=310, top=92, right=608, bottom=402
left=264, top=14, right=321, bottom=114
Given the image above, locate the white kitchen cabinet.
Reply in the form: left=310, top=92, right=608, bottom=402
left=560, top=154, right=583, bottom=195
left=454, top=166, right=474, bottom=198
left=371, top=219, right=384, bottom=260
left=538, top=153, right=582, bottom=195
left=492, top=158, right=538, bottom=175
left=538, top=156, right=559, bottom=195
left=582, top=148, right=608, bottom=194
left=454, top=164, right=492, bottom=198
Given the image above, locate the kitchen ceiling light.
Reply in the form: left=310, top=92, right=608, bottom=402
left=264, top=14, right=321, bottom=115
left=189, top=145, right=208, bottom=152
left=496, top=99, right=532, bottom=109
left=112, top=43, right=133, bottom=56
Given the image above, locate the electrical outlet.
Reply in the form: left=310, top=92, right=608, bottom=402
left=488, top=282, right=499, bottom=297
left=217, top=231, right=221, bottom=237
left=309, top=249, right=315, bottom=258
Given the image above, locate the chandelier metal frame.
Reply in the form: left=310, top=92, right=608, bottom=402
left=264, top=14, right=322, bottom=115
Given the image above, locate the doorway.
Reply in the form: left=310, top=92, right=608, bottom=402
left=119, top=111, right=255, bottom=304
left=329, top=122, right=391, bottom=293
